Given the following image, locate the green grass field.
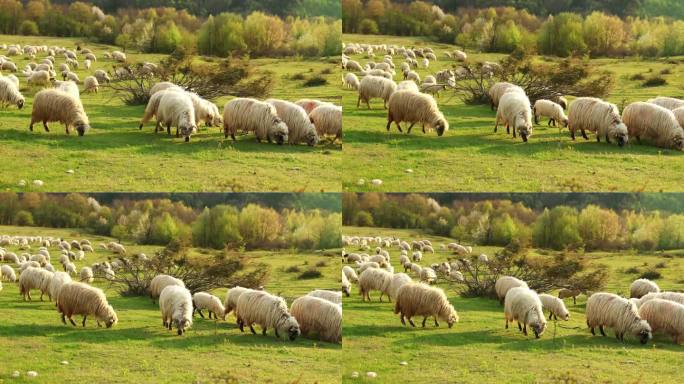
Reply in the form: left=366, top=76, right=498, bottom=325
left=0, top=35, right=341, bottom=192
left=342, top=34, right=684, bottom=192
left=0, top=225, right=341, bottom=383
left=342, top=226, right=684, bottom=383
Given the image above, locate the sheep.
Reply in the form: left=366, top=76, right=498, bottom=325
left=342, top=271, right=352, bottom=297
left=495, top=91, right=534, bottom=142
left=533, top=99, right=568, bottom=127
left=309, top=104, right=342, bottom=140
left=344, top=72, right=360, bottom=90
left=495, top=276, right=529, bottom=304
left=419, top=267, right=437, bottom=284
left=29, top=89, right=89, bottom=136
left=83, top=76, right=99, bottom=93
left=394, top=282, right=458, bottom=328
left=638, top=299, right=684, bottom=344
left=65, top=262, right=77, bottom=276
left=27, top=70, right=52, bottom=87
left=93, top=69, right=110, bottom=84
left=386, top=90, right=448, bottom=136
left=633, top=291, right=684, bottom=308
left=155, top=91, right=198, bottom=142
left=235, top=290, right=300, bottom=340
left=558, top=288, right=582, bottom=305
left=295, top=99, right=330, bottom=114
left=343, top=265, right=359, bottom=283
left=551, top=95, right=568, bottom=110
left=19, top=267, right=53, bottom=301
left=223, top=98, right=289, bottom=144
left=111, top=51, right=127, bottom=62
left=406, top=71, right=420, bottom=83
left=57, top=282, right=118, bottom=328
left=504, top=287, right=547, bottom=338
left=539, top=293, right=570, bottom=321
left=63, top=71, right=80, bottom=84
left=80, top=267, right=94, bottom=283
left=159, top=285, right=193, bottom=335
left=586, top=292, right=652, bottom=343
left=488, top=82, right=523, bottom=110
left=397, top=80, right=419, bottom=93
left=629, top=278, right=660, bottom=299
left=622, top=102, right=684, bottom=150
left=344, top=59, right=364, bottom=72
left=568, top=97, right=628, bottom=146
left=358, top=267, right=393, bottom=302
left=192, top=292, right=226, bottom=320
left=647, top=96, right=684, bottom=110
left=1, top=265, right=16, bottom=282
left=149, top=274, right=185, bottom=303
left=357, top=76, right=396, bottom=109
left=452, top=50, right=467, bottom=62
left=291, top=295, right=341, bottom=343
left=4, top=74, right=19, bottom=88
left=266, top=98, right=319, bottom=146
left=1, top=61, right=17, bottom=72
left=48, top=271, right=72, bottom=302
left=84, top=59, right=91, bottom=70
left=307, top=289, right=342, bottom=305
left=85, top=53, right=96, bottom=62
left=388, top=273, right=413, bottom=300
left=0, top=76, right=24, bottom=109
left=223, top=286, right=253, bottom=318
left=55, top=80, right=80, bottom=100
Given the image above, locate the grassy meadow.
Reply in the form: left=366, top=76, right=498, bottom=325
left=0, top=34, right=341, bottom=192
left=342, top=33, right=684, bottom=192
left=342, top=226, right=684, bottom=383
left=0, top=225, right=341, bottom=383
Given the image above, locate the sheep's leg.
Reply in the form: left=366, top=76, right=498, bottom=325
left=581, top=129, right=588, bottom=140
left=570, top=127, right=576, bottom=140
left=43, top=121, right=50, bottom=132
left=386, top=115, right=393, bottom=131
left=275, top=328, right=280, bottom=338
left=379, top=292, right=384, bottom=302
left=366, top=99, right=371, bottom=109
left=249, top=325, right=257, bottom=335
left=69, top=317, right=77, bottom=327
left=400, top=314, right=406, bottom=326
left=434, top=317, right=439, bottom=327
left=510, top=125, right=515, bottom=138
left=197, top=309, right=205, bottom=319
left=408, top=318, right=416, bottom=327
left=61, top=313, right=67, bottom=325
left=422, top=124, right=426, bottom=134
left=523, top=324, right=528, bottom=336
left=356, top=96, right=361, bottom=108
left=82, top=316, right=87, bottom=327
left=40, top=292, right=44, bottom=301
left=261, top=327, right=267, bottom=336
left=27, top=291, right=32, bottom=301
left=573, top=296, right=576, bottom=305
left=599, top=325, right=606, bottom=337
left=534, top=113, right=539, bottom=124
left=208, top=311, right=214, bottom=320
left=505, top=319, right=508, bottom=329
left=494, top=118, right=499, bottom=133
left=166, top=124, right=171, bottom=135
left=517, top=322, right=522, bottom=331
left=407, top=122, right=416, bottom=134
left=175, top=127, right=180, bottom=138
left=590, top=326, right=595, bottom=335
left=422, top=317, right=427, bottom=328
left=29, top=118, right=35, bottom=131
left=596, top=135, right=600, bottom=142
left=553, top=314, right=557, bottom=321
left=238, top=321, right=244, bottom=332
left=605, top=135, right=611, bottom=144
left=549, top=312, right=553, bottom=320
left=395, top=122, right=403, bottom=133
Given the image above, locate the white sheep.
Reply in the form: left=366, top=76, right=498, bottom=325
left=638, top=298, right=684, bottom=344
left=111, top=51, right=127, bottom=62
left=55, top=80, right=80, bottom=100
left=235, top=290, right=300, bottom=340
left=290, top=295, right=341, bottom=343
left=539, top=293, right=570, bottom=321
left=343, top=72, right=360, bottom=90
left=343, top=265, right=359, bottom=283
left=294, top=99, right=330, bottom=114
left=504, top=287, right=547, bottom=338
left=309, top=104, right=342, bottom=140
left=93, top=69, right=110, bottom=84
left=633, top=291, right=684, bottom=308
left=29, top=89, right=89, bottom=136
left=388, top=273, right=413, bottom=300
left=488, top=82, right=523, bottom=110
left=495, top=276, right=528, bottom=304
left=223, top=286, right=253, bottom=318
left=159, top=285, right=193, bottom=335
left=568, top=97, right=628, bottom=146
left=419, top=267, right=437, bottom=284
left=266, top=98, right=319, bottom=146
left=83, top=76, right=99, bottom=93
left=397, top=80, right=419, bottom=93
left=586, top=292, right=652, bottom=343
left=306, top=289, right=342, bottom=305
left=386, top=90, right=448, bottom=136
left=27, top=70, right=52, bottom=87
left=19, top=267, right=53, bottom=301
left=533, top=99, right=568, bottom=127
left=1, top=265, right=16, bottom=282
left=155, top=91, right=198, bottom=142
left=0, top=76, right=25, bottom=109
left=79, top=267, right=93, bottom=283
left=357, top=76, right=396, bottom=109
left=629, top=278, right=660, bottom=299
left=48, top=271, right=72, bottom=302
left=622, top=102, right=684, bottom=150
left=192, top=292, right=226, bottom=320
left=57, top=282, right=118, bottom=328
left=358, top=267, right=393, bottom=302
left=647, top=96, right=684, bottom=110
left=495, top=91, right=533, bottom=142
left=223, top=98, right=289, bottom=144
left=394, top=282, right=459, bottom=328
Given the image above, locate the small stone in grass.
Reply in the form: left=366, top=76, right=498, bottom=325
left=350, top=371, right=359, bottom=378
left=405, top=169, right=413, bottom=173
left=12, top=371, right=20, bottom=378
left=356, top=178, right=365, bottom=186
left=371, top=179, right=382, bottom=186
left=33, top=180, right=44, bottom=187
left=366, top=372, right=377, bottom=378
left=399, top=361, right=408, bottom=366
left=66, top=169, right=75, bottom=174
left=18, top=180, right=26, bottom=187
left=61, top=360, right=69, bottom=365
left=27, top=371, right=38, bottom=377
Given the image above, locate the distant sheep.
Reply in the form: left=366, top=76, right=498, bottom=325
left=388, top=273, right=412, bottom=300
left=488, top=82, right=523, bottom=110
left=307, top=289, right=342, bottom=305
left=342, top=271, right=351, bottom=297
left=93, top=69, right=110, bottom=84
left=647, top=96, right=684, bottom=110
left=343, top=72, right=360, bottom=90
left=19, top=267, right=53, bottom=301
left=357, top=76, right=396, bottom=109
left=568, top=97, right=628, bottom=146
left=192, top=292, right=226, bottom=320
left=27, top=70, right=52, bottom=87
left=48, top=271, right=72, bottom=302
left=629, top=278, right=660, bottom=299
left=539, top=293, right=570, bottom=321
left=394, top=282, right=459, bottom=328
left=397, top=80, right=419, bottom=93
left=419, top=267, right=437, bottom=284
left=387, top=90, right=448, bottom=136
left=622, top=102, right=684, bottom=150
left=30, top=89, right=90, bottom=136
left=291, top=295, right=341, bottom=343
left=223, top=286, right=253, bottom=318
left=495, top=276, right=529, bottom=304
left=57, top=282, right=118, bottom=328
left=111, top=51, right=127, bottom=62
left=160, top=285, right=193, bottom=335
left=558, top=288, right=581, bottom=305
left=533, top=99, right=568, bottom=127
left=1, top=265, right=16, bottom=282
left=149, top=274, right=185, bottom=303
left=267, top=98, right=319, bottom=146
left=586, top=292, right=652, bottom=343
left=638, top=298, right=684, bottom=344
left=504, top=287, right=547, bottom=338
left=343, top=265, right=359, bottom=283
left=155, top=91, right=198, bottom=142
left=83, top=76, right=99, bottom=93
left=223, top=98, right=288, bottom=144
left=309, top=104, right=342, bottom=140
left=235, top=290, right=300, bottom=340
left=495, top=91, right=533, bottom=142
left=79, top=267, right=93, bottom=283
left=0, top=76, right=25, bottom=109
left=358, top=268, right=393, bottom=302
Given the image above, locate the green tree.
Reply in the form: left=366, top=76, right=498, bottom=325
left=148, top=212, right=180, bottom=245
left=14, top=210, right=34, bottom=226
left=533, top=206, right=582, bottom=250
left=538, top=13, right=587, bottom=57
left=198, top=13, right=246, bottom=57
left=192, top=205, right=242, bottom=249
left=359, top=18, right=379, bottom=34
left=151, top=21, right=183, bottom=53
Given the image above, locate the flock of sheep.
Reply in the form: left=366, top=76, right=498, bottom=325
left=341, top=234, right=684, bottom=344
left=0, top=41, right=341, bottom=144
left=342, top=41, right=684, bottom=150
left=0, top=234, right=341, bottom=344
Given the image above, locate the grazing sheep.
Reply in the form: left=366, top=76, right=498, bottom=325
left=406, top=71, right=420, bottom=83
left=452, top=50, right=467, bottom=61
left=1, top=265, right=16, bottom=282
left=64, top=71, right=80, bottom=84
left=307, top=289, right=342, bottom=305
left=568, top=97, right=628, bottom=146
left=19, top=267, right=53, bottom=301
left=533, top=99, right=568, bottom=127
left=647, top=96, right=684, bottom=110
left=629, top=278, right=660, bottom=299
left=57, top=282, right=117, bottom=328
left=267, top=98, right=319, bottom=146
left=65, top=262, right=77, bottom=276
left=420, top=267, right=437, bottom=284
left=586, top=292, right=652, bottom=343
left=397, top=80, right=419, bottom=93
left=155, top=91, right=198, bottom=142
left=192, top=96, right=222, bottom=128
left=358, top=268, right=393, bottom=302
left=55, top=80, right=80, bottom=100
left=488, top=82, right=523, bottom=110
left=504, top=287, right=547, bottom=338
left=638, top=299, right=684, bottom=344
left=291, top=295, right=341, bottom=343
left=0, top=76, right=24, bottom=109
left=192, top=292, right=226, bottom=320
left=551, top=95, right=568, bottom=110
left=1, top=61, right=17, bottom=72
left=48, top=271, right=72, bottom=302
left=558, top=288, right=581, bottom=305
left=295, top=99, right=330, bottom=114
left=29, top=89, right=89, bottom=136
left=343, top=265, right=359, bottom=283
left=622, top=102, right=684, bottom=150
left=495, top=276, right=529, bottom=304
left=27, top=70, right=52, bottom=87
left=343, top=72, right=360, bottom=90
left=80, top=267, right=93, bottom=283
left=111, top=51, right=127, bottom=62
left=93, top=69, right=110, bottom=84
left=386, top=90, right=448, bottom=136
left=345, top=59, right=364, bottom=72
left=309, top=104, right=342, bottom=140
left=83, top=76, right=99, bottom=93
left=223, top=286, right=253, bottom=318
left=84, top=59, right=91, bottom=70
left=633, top=291, right=684, bottom=308
left=389, top=273, right=413, bottom=300
left=223, top=98, right=289, bottom=144
left=495, top=91, right=534, bottom=142
left=394, top=282, right=459, bottom=328
left=539, top=293, right=570, bottom=321
left=342, top=271, right=352, bottom=297
left=149, top=274, right=185, bottom=303
left=160, top=285, right=193, bottom=335
left=235, top=290, right=300, bottom=340
left=357, top=76, right=396, bottom=109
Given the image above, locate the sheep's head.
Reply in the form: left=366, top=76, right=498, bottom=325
left=103, top=306, right=118, bottom=328
left=671, top=131, right=684, bottom=150
left=531, top=320, right=546, bottom=338
left=342, top=284, right=350, bottom=297
left=278, top=315, right=300, bottom=341
left=179, top=123, right=197, bottom=142
left=634, top=320, right=652, bottom=344
left=305, top=128, right=319, bottom=147
left=16, top=97, right=24, bottom=109
left=75, top=120, right=90, bottom=136
left=269, top=118, right=289, bottom=145
left=211, top=114, right=223, bottom=127
left=560, top=116, right=569, bottom=128
left=516, top=113, right=533, bottom=142
left=175, top=317, right=191, bottom=335
left=559, top=308, right=570, bottom=321
left=434, top=116, right=449, bottom=137
left=447, top=308, right=459, bottom=328
left=611, top=122, right=628, bottom=147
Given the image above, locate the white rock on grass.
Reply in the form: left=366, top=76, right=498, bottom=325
left=66, top=170, right=74, bottom=174
left=366, top=371, right=378, bottom=378
left=371, top=179, right=383, bottom=186
left=32, top=180, right=44, bottom=187
left=356, top=179, right=365, bottom=186
left=399, top=361, right=408, bottom=366
left=350, top=371, right=359, bottom=378
left=11, top=371, right=20, bottom=377
left=27, top=371, right=38, bottom=377
left=18, top=180, right=26, bottom=187
left=405, top=169, right=413, bottom=173
left=61, top=360, right=69, bottom=365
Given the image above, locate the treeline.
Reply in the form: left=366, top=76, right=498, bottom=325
left=343, top=193, right=684, bottom=251
left=0, top=193, right=341, bottom=250
left=342, top=0, right=684, bottom=57
left=0, top=1, right=341, bottom=57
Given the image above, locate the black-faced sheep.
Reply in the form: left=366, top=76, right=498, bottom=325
left=568, top=97, right=628, bottom=146
left=160, top=285, right=193, bottom=335
left=586, top=292, right=652, bottom=344
left=504, top=287, right=547, bottom=338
